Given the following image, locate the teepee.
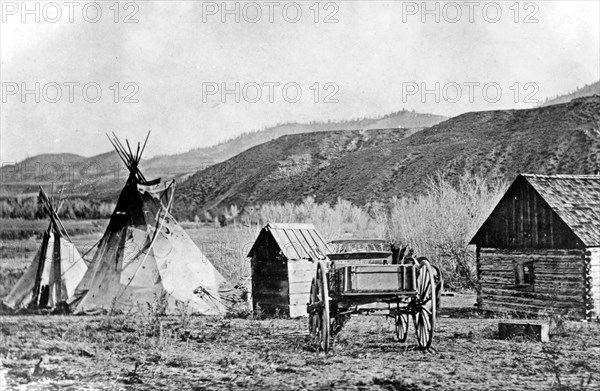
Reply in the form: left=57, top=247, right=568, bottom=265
left=69, top=133, right=227, bottom=315
left=3, top=188, right=88, bottom=309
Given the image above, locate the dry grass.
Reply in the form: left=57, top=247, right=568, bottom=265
left=1, top=296, right=599, bottom=390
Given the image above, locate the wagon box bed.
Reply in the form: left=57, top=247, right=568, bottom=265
left=331, top=264, right=417, bottom=295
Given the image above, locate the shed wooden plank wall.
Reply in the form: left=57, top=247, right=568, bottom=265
left=590, top=248, right=600, bottom=320
left=287, top=260, right=317, bottom=318
left=478, top=248, right=585, bottom=318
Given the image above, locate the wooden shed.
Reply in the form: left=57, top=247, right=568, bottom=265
left=470, top=174, right=600, bottom=320
left=248, top=223, right=330, bottom=318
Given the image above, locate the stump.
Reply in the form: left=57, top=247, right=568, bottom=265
left=498, top=321, right=549, bottom=342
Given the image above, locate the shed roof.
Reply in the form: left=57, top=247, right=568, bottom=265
left=521, top=174, right=600, bottom=246
left=247, top=223, right=330, bottom=260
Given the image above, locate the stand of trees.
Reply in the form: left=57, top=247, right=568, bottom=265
left=1, top=197, right=115, bottom=220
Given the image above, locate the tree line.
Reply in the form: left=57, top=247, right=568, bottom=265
left=1, top=197, right=115, bottom=220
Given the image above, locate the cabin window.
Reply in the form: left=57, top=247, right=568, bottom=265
left=514, top=260, right=534, bottom=289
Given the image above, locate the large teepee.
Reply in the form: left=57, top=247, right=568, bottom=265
left=69, top=133, right=227, bottom=315
left=3, top=188, right=88, bottom=309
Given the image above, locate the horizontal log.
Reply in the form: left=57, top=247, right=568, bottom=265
left=480, top=248, right=584, bottom=256
left=480, top=279, right=585, bottom=289
left=481, top=282, right=583, bottom=293
left=479, top=259, right=583, bottom=266
left=479, top=260, right=583, bottom=267
left=480, top=295, right=583, bottom=310
left=480, top=252, right=583, bottom=258
left=480, top=299, right=585, bottom=316
left=480, top=275, right=584, bottom=284
left=479, top=260, right=583, bottom=266
left=481, top=290, right=584, bottom=303
left=481, top=287, right=583, bottom=300
left=481, top=305, right=585, bottom=320
left=479, top=267, right=583, bottom=276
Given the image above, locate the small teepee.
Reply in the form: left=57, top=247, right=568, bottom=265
left=3, top=188, right=88, bottom=309
left=69, top=133, right=228, bottom=315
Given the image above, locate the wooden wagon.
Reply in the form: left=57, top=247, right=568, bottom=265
left=307, top=240, right=441, bottom=351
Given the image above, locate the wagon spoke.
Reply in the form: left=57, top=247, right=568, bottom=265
left=421, top=280, right=431, bottom=295
left=421, top=310, right=431, bottom=329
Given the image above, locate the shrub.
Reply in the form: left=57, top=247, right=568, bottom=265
left=378, top=172, right=506, bottom=290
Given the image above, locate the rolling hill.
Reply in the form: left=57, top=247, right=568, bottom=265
left=143, top=110, right=446, bottom=176
left=1, top=110, right=446, bottom=199
left=174, top=96, right=600, bottom=219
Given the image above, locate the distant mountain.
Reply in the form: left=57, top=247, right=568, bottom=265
left=539, top=81, right=599, bottom=107
left=0, top=151, right=129, bottom=199
left=174, top=96, right=600, bottom=219
left=1, top=110, right=446, bottom=198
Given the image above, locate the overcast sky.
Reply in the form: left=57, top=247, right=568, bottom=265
left=1, top=1, right=598, bottom=162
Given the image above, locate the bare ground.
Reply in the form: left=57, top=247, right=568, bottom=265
left=1, top=295, right=599, bottom=391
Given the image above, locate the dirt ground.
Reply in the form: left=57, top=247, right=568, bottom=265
left=1, top=295, right=599, bottom=391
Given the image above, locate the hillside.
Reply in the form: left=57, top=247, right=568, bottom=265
left=143, top=110, right=446, bottom=175
left=0, top=151, right=129, bottom=199
left=1, top=110, right=445, bottom=199
left=539, top=81, right=599, bottom=107
left=174, top=96, right=600, bottom=218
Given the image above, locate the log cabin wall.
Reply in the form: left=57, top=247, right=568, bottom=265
left=590, top=248, right=600, bottom=320
left=250, top=233, right=290, bottom=316
left=472, top=175, right=591, bottom=319
left=477, top=248, right=585, bottom=318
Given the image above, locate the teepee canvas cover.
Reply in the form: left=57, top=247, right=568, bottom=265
left=3, top=189, right=88, bottom=309
left=70, top=134, right=227, bottom=315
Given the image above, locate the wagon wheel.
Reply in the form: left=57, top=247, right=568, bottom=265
left=308, top=278, right=319, bottom=336
left=395, top=313, right=409, bottom=342
left=413, top=258, right=436, bottom=349
left=308, top=261, right=330, bottom=351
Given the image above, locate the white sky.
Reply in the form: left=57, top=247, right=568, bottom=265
left=1, top=0, right=599, bottom=162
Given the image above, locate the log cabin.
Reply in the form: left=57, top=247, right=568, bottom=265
left=248, top=223, right=330, bottom=318
left=470, top=174, right=600, bottom=320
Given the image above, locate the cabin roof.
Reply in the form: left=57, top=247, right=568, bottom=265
left=522, top=174, right=600, bottom=246
left=248, top=223, right=330, bottom=260
left=471, top=174, right=600, bottom=246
